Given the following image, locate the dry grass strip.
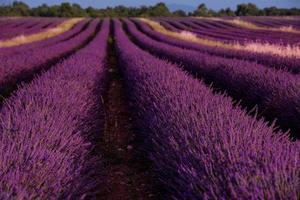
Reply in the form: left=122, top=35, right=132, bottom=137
left=0, top=18, right=83, bottom=48
left=139, top=18, right=300, bottom=58
left=200, top=17, right=300, bottom=34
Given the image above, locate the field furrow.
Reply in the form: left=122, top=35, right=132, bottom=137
left=100, top=23, right=157, bottom=199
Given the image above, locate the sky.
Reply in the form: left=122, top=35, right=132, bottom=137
left=1, top=0, right=299, bottom=11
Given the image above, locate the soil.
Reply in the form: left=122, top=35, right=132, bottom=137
left=99, top=31, right=159, bottom=200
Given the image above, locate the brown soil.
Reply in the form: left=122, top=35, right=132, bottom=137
left=99, top=34, right=158, bottom=200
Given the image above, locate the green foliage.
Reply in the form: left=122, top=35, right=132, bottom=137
left=12, top=1, right=30, bottom=16
left=172, top=10, right=186, bottom=17
left=0, top=1, right=299, bottom=17
left=193, top=3, right=208, bottom=16
left=218, top=8, right=236, bottom=17
left=149, top=2, right=171, bottom=16
left=264, top=7, right=281, bottom=16
left=0, top=1, right=30, bottom=16
left=235, top=3, right=260, bottom=16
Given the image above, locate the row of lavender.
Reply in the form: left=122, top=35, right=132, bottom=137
left=0, top=17, right=62, bottom=30
left=240, top=16, right=300, bottom=29
left=0, top=18, right=31, bottom=30
left=156, top=18, right=300, bottom=45
left=0, top=18, right=64, bottom=40
left=187, top=19, right=300, bottom=45
left=187, top=17, right=299, bottom=44
left=0, top=19, right=109, bottom=199
left=135, top=19, right=300, bottom=72
left=114, top=19, right=300, bottom=199
left=0, top=17, right=298, bottom=198
left=125, top=19, right=300, bottom=138
left=0, top=19, right=96, bottom=102
left=0, top=19, right=89, bottom=57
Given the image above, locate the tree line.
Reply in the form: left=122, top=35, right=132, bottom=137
left=0, top=1, right=299, bottom=17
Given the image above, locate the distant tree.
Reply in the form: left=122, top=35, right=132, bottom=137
left=86, top=6, right=100, bottom=17
left=71, top=3, right=87, bottom=17
left=127, top=7, right=141, bottom=17
left=0, top=5, right=9, bottom=16
left=31, top=4, right=51, bottom=16
left=114, top=5, right=133, bottom=17
left=207, top=9, right=217, bottom=17
left=218, top=7, right=235, bottom=16
left=58, top=2, right=73, bottom=17
left=172, top=9, right=186, bottom=17
left=148, top=2, right=171, bottom=17
left=48, top=5, right=60, bottom=17
left=286, top=8, right=300, bottom=16
left=193, top=3, right=208, bottom=16
left=235, top=3, right=260, bottom=16
left=0, top=1, right=300, bottom=17
left=264, top=7, right=300, bottom=16
left=192, top=4, right=218, bottom=17
left=10, top=1, right=29, bottom=16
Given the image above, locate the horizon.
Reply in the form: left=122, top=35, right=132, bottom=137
left=1, top=0, right=300, bottom=12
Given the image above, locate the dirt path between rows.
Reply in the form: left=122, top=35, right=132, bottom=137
left=99, top=32, right=159, bottom=200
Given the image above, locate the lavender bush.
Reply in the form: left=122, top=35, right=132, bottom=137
left=126, top=19, right=300, bottom=138
left=0, top=18, right=109, bottom=199
left=114, top=19, right=300, bottom=199
left=0, top=19, right=89, bottom=57
left=0, top=18, right=65, bottom=40
left=0, top=19, right=99, bottom=99
left=160, top=18, right=300, bottom=45
left=135, top=19, right=300, bottom=73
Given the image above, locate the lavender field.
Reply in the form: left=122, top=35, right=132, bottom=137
left=0, top=16, right=299, bottom=199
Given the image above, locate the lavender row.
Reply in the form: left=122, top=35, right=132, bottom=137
left=0, top=18, right=14, bottom=27
left=114, top=19, right=300, bottom=199
left=0, top=20, right=38, bottom=39
left=0, top=18, right=28, bottom=30
left=170, top=19, right=232, bottom=43
left=0, top=18, right=109, bottom=199
left=134, top=19, right=300, bottom=73
left=0, top=18, right=60, bottom=40
left=0, top=18, right=34, bottom=26
left=246, top=19, right=296, bottom=29
left=0, top=19, right=98, bottom=99
left=159, top=19, right=243, bottom=44
left=0, top=19, right=89, bottom=57
left=193, top=19, right=239, bottom=30
left=154, top=19, right=242, bottom=42
left=11, top=18, right=64, bottom=38
left=158, top=17, right=299, bottom=45
left=190, top=18, right=300, bottom=42
left=181, top=19, right=299, bottom=45
left=126, top=19, right=300, bottom=138
left=160, top=18, right=300, bottom=45
left=242, top=17, right=300, bottom=29
left=156, top=18, right=300, bottom=50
